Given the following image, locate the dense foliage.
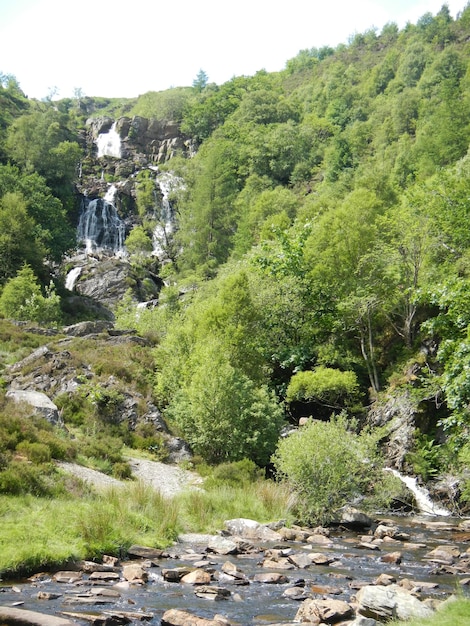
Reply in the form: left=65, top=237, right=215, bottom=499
left=2, top=5, right=470, bottom=525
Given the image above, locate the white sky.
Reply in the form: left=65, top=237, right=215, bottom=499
left=0, top=0, right=467, bottom=100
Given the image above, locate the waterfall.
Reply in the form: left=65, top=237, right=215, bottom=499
left=386, top=468, right=451, bottom=517
left=65, top=266, right=82, bottom=291
left=97, top=122, right=121, bottom=158
left=77, top=196, right=126, bottom=256
left=152, top=171, right=182, bottom=258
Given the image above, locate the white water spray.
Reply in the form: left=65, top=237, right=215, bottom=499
left=65, top=267, right=82, bottom=291
left=97, top=122, right=121, bottom=158
left=386, top=468, right=450, bottom=516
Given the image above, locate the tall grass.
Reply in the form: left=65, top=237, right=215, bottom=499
left=176, top=480, right=293, bottom=533
left=0, top=476, right=293, bottom=578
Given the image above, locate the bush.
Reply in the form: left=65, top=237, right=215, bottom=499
left=272, top=414, right=381, bottom=525
left=286, top=366, right=359, bottom=407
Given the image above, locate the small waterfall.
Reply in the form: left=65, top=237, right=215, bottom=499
left=77, top=196, right=126, bottom=256
left=152, top=171, right=182, bottom=258
left=386, top=468, right=451, bottom=517
left=65, top=267, right=82, bottom=291
left=97, top=122, right=121, bottom=158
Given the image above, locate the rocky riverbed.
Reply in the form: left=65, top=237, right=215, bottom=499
left=1, top=512, right=469, bottom=626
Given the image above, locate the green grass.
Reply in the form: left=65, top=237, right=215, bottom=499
left=390, top=598, right=470, bottom=626
left=0, top=477, right=292, bottom=577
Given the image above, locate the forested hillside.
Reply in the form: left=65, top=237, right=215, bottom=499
left=1, top=4, right=470, bottom=521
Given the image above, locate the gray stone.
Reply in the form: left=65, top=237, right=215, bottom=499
left=356, top=584, right=435, bottom=621
left=0, top=607, right=74, bottom=626
left=6, top=389, right=60, bottom=424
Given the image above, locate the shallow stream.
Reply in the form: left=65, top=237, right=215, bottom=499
left=1, top=514, right=469, bottom=625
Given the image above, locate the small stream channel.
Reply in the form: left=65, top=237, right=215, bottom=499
left=0, top=513, right=469, bottom=625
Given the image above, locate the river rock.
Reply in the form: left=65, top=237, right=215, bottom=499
left=181, top=569, right=212, bottom=584
left=224, top=518, right=283, bottom=541
left=294, top=598, right=353, bottom=623
left=288, top=552, right=316, bottom=569
left=253, top=572, right=288, bottom=584
left=127, top=545, right=163, bottom=560
left=162, top=567, right=192, bottom=582
left=207, top=536, right=239, bottom=555
left=424, top=545, right=460, bottom=564
left=380, top=551, right=402, bottom=564
left=53, top=571, right=83, bottom=583
left=122, top=563, right=148, bottom=582
left=193, top=586, right=231, bottom=600
left=161, top=609, right=228, bottom=625
left=335, top=507, right=373, bottom=529
left=355, top=584, right=435, bottom=621
left=0, top=607, right=75, bottom=626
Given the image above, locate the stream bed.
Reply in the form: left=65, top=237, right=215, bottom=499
left=1, top=514, right=469, bottom=625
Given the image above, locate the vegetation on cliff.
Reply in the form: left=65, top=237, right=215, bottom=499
left=1, top=5, right=470, bottom=549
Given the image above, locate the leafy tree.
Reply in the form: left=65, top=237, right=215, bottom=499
left=0, top=192, right=43, bottom=283
left=0, top=164, right=75, bottom=265
left=166, top=335, right=283, bottom=465
left=0, top=264, right=61, bottom=325
left=272, top=415, right=380, bottom=524
left=125, top=226, right=153, bottom=255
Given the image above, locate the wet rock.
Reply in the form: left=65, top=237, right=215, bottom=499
left=309, top=553, right=335, bottom=565
left=224, top=518, right=283, bottom=542
left=53, top=571, right=83, bottom=584
left=262, top=557, right=295, bottom=570
left=181, top=569, right=212, bottom=584
left=253, top=572, right=289, bottom=584
left=0, top=607, right=75, bottom=626
left=80, top=560, right=119, bottom=573
left=127, top=545, right=163, bottom=560
left=283, top=586, right=308, bottom=600
left=36, top=591, right=62, bottom=600
left=380, top=551, right=402, bottom=564
left=294, top=598, right=353, bottom=623
left=88, top=571, right=120, bottom=582
left=207, top=536, right=239, bottom=555
left=193, top=586, right=231, bottom=601
left=288, top=553, right=316, bottom=569
left=424, top=545, right=460, bottom=565
left=162, top=567, right=192, bottom=582
left=374, top=573, right=396, bottom=585
left=161, top=609, right=228, bottom=625
left=310, top=584, right=343, bottom=595
left=356, top=584, right=435, bottom=621
left=306, top=534, right=334, bottom=547
left=122, top=564, right=148, bottom=583
left=335, top=507, right=373, bottom=529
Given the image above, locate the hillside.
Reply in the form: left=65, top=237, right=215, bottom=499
left=1, top=3, right=470, bottom=535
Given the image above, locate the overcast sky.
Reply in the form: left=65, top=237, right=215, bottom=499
left=0, top=0, right=467, bottom=100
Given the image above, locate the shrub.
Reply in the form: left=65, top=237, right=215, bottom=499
left=286, top=366, right=359, bottom=407
left=272, top=414, right=381, bottom=525
left=16, top=441, right=51, bottom=464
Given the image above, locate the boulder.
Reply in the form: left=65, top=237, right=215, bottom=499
left=224, top=518, right=283, bottom=542
left=181, top=569, right=211, bottom=584
left=294, top=598, right=353, bottom=623
left=6, top=389, right=60, bottom=424
left=356, top=584, right=435, bottom=621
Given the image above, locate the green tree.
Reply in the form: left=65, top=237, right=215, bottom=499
left=0, top=192, right=43, bottom=283
left=166, top=335, right=283, bottom=465
left=0, top=264, right=61, bottom=325
left=272, top=415, right=380, bottom=524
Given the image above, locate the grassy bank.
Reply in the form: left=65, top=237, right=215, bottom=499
left=0, top=478, right=292, bottom=578
left=391, top=598, right=470, bottom=626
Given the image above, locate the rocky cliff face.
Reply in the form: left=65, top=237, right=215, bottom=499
left=63, top=115, right=190, bottom=316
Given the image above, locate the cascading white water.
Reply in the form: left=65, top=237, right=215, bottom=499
left=65, top=266, right=82, bottom=291
left=386, top=468, right=450, bottom=516
left=152, top=171, right=183, bottom=258
left=97, top=122, right=121, bottom=158
left=77, top=196, right=126, bottom=256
